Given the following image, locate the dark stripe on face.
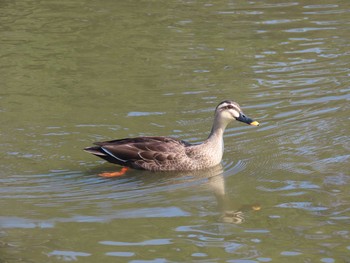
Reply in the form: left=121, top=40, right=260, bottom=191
left=216, top=101, right=241, bottom=112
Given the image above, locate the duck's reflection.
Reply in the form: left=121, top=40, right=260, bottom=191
left=156, top=164, right=260, bottom=224
left=93, top=163, right=260, bottom=224
left=206, top=171, right=245, bottom=224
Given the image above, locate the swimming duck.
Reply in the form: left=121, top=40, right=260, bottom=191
left=84, top=100, right=259, bottom=175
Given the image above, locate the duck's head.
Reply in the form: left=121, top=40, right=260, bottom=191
left=215, top=100, right=259, bottom=126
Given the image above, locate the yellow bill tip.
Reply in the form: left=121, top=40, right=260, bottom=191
left=252, top=205, right=261, bottom=211
left=250, top=121, right=260, bottom=126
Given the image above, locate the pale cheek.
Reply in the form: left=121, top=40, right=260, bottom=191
left=223, top=112, right=234, bottom=119
left=231, top=111, right=239, bottom=118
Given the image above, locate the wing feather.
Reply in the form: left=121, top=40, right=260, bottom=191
left=86, top=136, right=190, bottom=170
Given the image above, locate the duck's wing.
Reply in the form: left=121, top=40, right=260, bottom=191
left=84, top=136, right=190, bottom=170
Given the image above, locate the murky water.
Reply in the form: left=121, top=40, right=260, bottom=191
left=1, top=0, right=350, bottom=262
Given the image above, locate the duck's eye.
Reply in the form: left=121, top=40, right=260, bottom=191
left=226, top=105, right=234, bottom=109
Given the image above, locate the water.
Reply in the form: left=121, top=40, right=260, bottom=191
left=1, top=0, right=350, bottom=262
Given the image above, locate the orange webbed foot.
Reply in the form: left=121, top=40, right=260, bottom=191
left=99, top=167, right=129, bottom=178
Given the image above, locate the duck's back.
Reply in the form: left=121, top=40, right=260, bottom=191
left=85, top=136, right=201, bottom=171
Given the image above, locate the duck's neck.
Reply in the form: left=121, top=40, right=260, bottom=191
left=207, top=115, right=228, bottom=143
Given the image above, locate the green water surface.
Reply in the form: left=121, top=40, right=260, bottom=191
left=1, top=0, right=350, bottom=262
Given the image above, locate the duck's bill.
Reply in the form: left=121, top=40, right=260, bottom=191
left=249, top=120, right=260, bottom=126
left=236, top=113, right=260, bottom=126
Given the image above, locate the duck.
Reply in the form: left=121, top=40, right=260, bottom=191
left=84, top=100, right=259, bottom=176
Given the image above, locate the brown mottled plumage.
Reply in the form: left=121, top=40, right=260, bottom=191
left=84, top=100, right=259, bottom=171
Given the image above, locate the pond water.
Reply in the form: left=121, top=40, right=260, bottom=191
left=1, top=0, right=350, bottom=262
